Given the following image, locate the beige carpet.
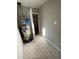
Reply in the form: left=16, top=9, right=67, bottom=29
left=23, top=35, right=61, bottom=59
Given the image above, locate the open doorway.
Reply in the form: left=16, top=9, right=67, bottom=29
left=33, top=14, right=39, bottom=35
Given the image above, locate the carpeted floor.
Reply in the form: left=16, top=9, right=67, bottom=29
left=23, top=35, right=61, bottom=59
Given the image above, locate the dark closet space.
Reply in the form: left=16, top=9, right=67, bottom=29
left=33, top=14, right=39, bottom=35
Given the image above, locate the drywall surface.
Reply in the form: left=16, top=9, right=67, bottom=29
left=40, top=0, right=61, bottom=49
left=17, top=29, right=23, bottom=59
left=17, top=0, right=47, bottom=8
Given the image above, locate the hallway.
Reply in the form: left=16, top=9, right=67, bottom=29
left=23, top=35, right=61, bottom=59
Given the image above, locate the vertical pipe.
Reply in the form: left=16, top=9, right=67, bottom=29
left=30, top=8, right=35, bottom=38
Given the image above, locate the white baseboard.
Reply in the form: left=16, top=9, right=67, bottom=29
left=45, top=38, right=61, bottom=52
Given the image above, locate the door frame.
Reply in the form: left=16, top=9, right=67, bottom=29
left=32, top=13, right=40, bottom=35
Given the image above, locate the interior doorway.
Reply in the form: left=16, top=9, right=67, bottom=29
left=33, top=14, right=39, bottom=35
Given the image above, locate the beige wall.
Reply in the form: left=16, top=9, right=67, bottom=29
left=39, top=0, right=61, bottom=49
left=17, top=29, right=23, bottom=59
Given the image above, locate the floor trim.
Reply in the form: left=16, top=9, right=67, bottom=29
left=45, top=38, right=61, bottom=52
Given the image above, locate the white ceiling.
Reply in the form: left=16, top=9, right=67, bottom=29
left=17, top=0, right=47, bottom=8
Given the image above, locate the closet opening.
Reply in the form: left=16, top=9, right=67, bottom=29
left=33, top=14, right=39, bottom=35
